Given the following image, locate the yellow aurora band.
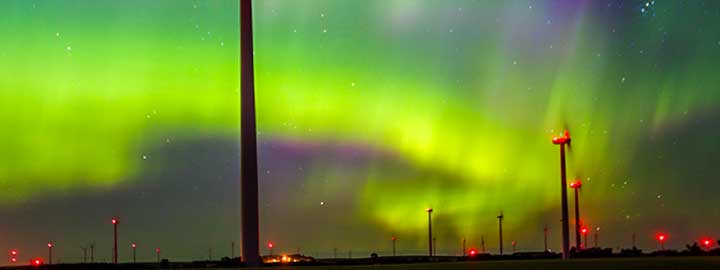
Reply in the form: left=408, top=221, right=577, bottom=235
left=1, top=0, right=719, bottom=252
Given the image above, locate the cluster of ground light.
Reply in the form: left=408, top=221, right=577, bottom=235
left=3, top=217, right=720, bottom=268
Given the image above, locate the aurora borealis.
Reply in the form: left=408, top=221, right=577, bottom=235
left=2, top=0, right=720, bottom=263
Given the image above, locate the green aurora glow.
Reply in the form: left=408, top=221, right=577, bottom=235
left=1, top=0, right=720, bottom=259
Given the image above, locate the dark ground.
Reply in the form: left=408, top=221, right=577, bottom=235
left=168, top=257, right=720, bottom=270
left=4, top=257, right=718, bottom=270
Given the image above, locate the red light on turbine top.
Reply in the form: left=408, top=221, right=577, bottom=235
left=111, top=218, right=118, bottom=224
left=32, top=258, right=42, bottom=266
left=10, top=258, right=16, bottom=263
left=570, top=180, right=582, bottom=188
left=132, top=243, right=137, bottom=248
left=10, top=250, right=17, bottom=256
left=156, top=248, right=161, bottom=253
left=469, top=249, right=477, bottom=256
left=701, top=238, right=713, bottom=248
left=552, top=130, right=571, bottom=145
left=268, top=242, right=274, bottom=248
left=580, top=227, right=589, bottom=235
left=391, top=236, right=397, bottom=241
left=47, top=243, right=53, bottom=248
left=656, top=233, right=667, bottom=241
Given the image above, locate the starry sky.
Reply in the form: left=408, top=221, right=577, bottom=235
left=1, top=0, right=720, bottom=264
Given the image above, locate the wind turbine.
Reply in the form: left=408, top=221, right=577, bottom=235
left=497, top=212, right=504, bottom=255
left=569, top=178, right=583, bottom=250
left=552, top=130, right=572, bottom=259
left=581, top=226, right=589, bottom=249
left=240, top=0, right=260, bottom=266
left=543, top=225, right=549, bottom=252
left=426, top=208, right=433, bottom=257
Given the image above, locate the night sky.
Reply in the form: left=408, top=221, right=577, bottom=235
left=1, top=0, right=720, bottom=264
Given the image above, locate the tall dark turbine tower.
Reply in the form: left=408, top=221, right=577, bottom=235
left=552, top=130, right=571, bottom=259
left=544, top=225, right=548, bottom=252
left=240, top=0, right=260, bottom=266
left=481, top=236, right=486, bottom=253
left=112, top=218, right=119, bottom=264
left=426, top=208, right=433, bottom=257
left=570, top=179, right=583, bottom=250
left=497, top=212, right=504, bottom=255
